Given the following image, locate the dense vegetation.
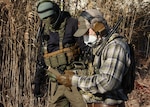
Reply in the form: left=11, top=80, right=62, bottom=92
left=0, top=0, right=149, bottom=107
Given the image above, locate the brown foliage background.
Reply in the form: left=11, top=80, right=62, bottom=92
left=0, top=0, right=149, bottom=107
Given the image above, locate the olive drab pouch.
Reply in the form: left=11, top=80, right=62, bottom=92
left=43, top=45, right=80, bottom=68
left=44, top=56, right=51, bottom=66
left=57, top=53, right=67, bottom=66
left=49, top=55, right=59, bottom=68
left=44, top=53, right=67, bottom=68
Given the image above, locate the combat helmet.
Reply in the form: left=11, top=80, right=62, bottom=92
left=36, top=0, right=61, bottom=25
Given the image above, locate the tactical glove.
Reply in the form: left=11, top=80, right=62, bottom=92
left=56, top=70, right=74, bottom=87
left=47, top=67, right=74, bottom=87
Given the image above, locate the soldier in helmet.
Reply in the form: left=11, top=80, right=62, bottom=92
left=33, top=0, right=86, bottom=107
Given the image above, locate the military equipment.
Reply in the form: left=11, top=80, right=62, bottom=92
left=96, top=16, right=123, bottom=54
left=47, top=66, right=61, bottom=77
left=33, top=20, right=47, bottom=97
left=44, top=45, right=80, bottom=68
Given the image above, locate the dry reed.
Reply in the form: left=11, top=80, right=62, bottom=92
left=0, top=0, right=149, bottom=107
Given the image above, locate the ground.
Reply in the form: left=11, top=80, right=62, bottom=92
left=126, top=67, right=150, bottom=107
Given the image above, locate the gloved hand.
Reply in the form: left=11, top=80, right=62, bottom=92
left=47, top=67, right=74, bottom=87
left=56, top=70, right=74, bottom=87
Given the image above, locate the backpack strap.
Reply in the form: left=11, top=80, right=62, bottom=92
left=93, top=33, right=125, bottom=71
left=95, top=33, right=122, bottom=56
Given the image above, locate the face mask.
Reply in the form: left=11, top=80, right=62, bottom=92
left=83, top=35, right=97, bottom=47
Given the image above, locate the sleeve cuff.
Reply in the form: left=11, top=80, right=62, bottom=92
left=72, top=75, right=80, bottom=86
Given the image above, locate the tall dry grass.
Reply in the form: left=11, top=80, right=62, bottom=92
left=0, top=0, right=149, bottom=107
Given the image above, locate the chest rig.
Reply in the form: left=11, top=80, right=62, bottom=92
left=43, top=18, right=80, bottom=71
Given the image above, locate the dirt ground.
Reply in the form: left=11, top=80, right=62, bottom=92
left=126, top=66, right=150, bottom=107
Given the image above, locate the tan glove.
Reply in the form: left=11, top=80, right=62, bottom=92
left=56, top=70, right=74, bottom=87
left=47, top=67, right=74, bottom=87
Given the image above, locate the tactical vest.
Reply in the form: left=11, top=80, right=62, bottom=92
left=43, top=18, right=80, bottom=70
